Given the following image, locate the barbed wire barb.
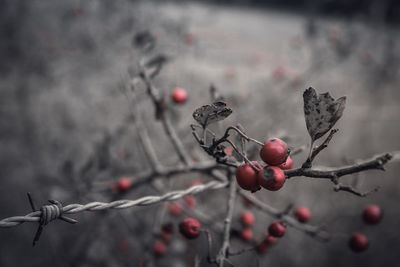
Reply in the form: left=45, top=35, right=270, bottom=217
left=27, top=193, right=78, bottom=246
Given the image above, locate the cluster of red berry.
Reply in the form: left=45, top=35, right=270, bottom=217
left=152, top=192, right=199, bottom=257
left=167, top=194, right=197, bottom=217
left=237, top=211, right=281, bottom=254
left=238, top=205, right=311, bottom=255
left=236, top=138, right=291, bottom=192
left=349, top=204, right=383, bottom=253
left=152, top=217, right=202, bottom=257
left=239, top=211, right=256, bottom=241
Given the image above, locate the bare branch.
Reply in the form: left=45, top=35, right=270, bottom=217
left=138, top=126, right=163, bottom=173
left=140, top=69, right=191, bottom=166
left=311, top=129, right=338, bottom=161
left=228, top=246, right=256, bottom=257
left=217, top=174, right=237, bottom=267
left=101, top=161, right=226, bottom=195
left=203, top=230, right=216, bottom=264
left=287, top=153, right=393, bottom=180
left=333, top=183, right=380, bottom=197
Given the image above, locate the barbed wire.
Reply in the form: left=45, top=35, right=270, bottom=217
left=0, top=181, right=227, bottom=228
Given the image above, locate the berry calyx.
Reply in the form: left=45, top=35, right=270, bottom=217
left=268, top=221, right=286, bottom=238
left=258, top=166, right=286, bottom=191
left=294, top=207, right=311, bottom=223
left=278, top=156, right=293, bottom=170
left=240, top=211, right=255, bottom=227
left=179, top=217, right=201, bottom=239
left=153, top=240, right=167, bottom=257
left=240, top=228, right=253, bottom=241
left=260, top=138, right=289, bottom=166
left=171, top=87, right=188, bottom=104
left=349, top=232, right=369, bottom=252
left=362, top=204, right=382, bottom=225
left=167, top=202, right=183, bottom=216
left=235, top=161, right=262, bottom=192
left=116, top=177, right=132, bottom=192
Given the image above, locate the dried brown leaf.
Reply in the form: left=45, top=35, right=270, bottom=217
left=303, top=87, right=346, bottom=141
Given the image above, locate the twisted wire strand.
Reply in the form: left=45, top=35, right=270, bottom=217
left=0, top=181, right=227, bottom=228
left=40, top=202, right=62, bottom=225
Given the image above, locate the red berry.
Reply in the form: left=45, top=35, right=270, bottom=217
left=263, top=235, right=278, bottom=246
left=160, top=223, right=174, bottom=243
left=161, top=223, right=174, bottom=234
left=268, top=221, right=286, bottom=238
left=167, top=202, right=183, bottom=216
left=160, top=232, right=172, bottom=243
left=179, top=217, right=201, bottom=239
left=116, top=177, right=132, bottom=192
left=362, top=204, right=382, bottom=225
left=240, top=228, right=253, bottom=241
left=258, top=166, right=286, bottom=191
left=256, top=242, right=269, bottom=254
left=171, top=87, right=188, bottom=104
left=272, top=65, right=288, bottom=80
left=294, top=207, right=311, bottom=223
left=349, top=232, right=369, bottom=252
left=224, top=68, right=237, bottom=81
left=224, top=146, right=234, bottom=156
left=256, top=235, right=278, bottom=254
left=240, top=211, right=255, bottom=226
left=117, top=239, right=130, bottom=254
left=184, top=33, right=195, bottom=46
left=260, top=138, right=289, bottom=166
left=183, top=195, right=196, bottom=208
left=241, top=196, right=253, bottom=208
left=153, top=240, right=167, bottom=257
left=278, top=156, right=293, bottom=170
left=235, top=161, right=262, bottom=192
left=191, top=179, right=203, bottom=186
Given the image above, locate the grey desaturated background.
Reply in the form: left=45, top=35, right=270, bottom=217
left=0, top=0, right=399, bottom=266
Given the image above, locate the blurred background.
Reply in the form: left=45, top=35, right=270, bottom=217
left=0, top=0, right=399, bottom=266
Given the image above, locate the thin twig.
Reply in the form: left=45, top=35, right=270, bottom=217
left=203, top=230, right=216, bottom=264
left=140, top=70, right=191, bottom=166
left=333, top=183, right=380, bottom=197
left=216, top=173, right=237, bottom=267
left=310, top=129, right=338, bottom=162
left=287, top=153, right=393, bottom=179
left=303, top=129, right=338, bottom=168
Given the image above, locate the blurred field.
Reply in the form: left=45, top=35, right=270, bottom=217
left=0, top=1, right=399, bottom=266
